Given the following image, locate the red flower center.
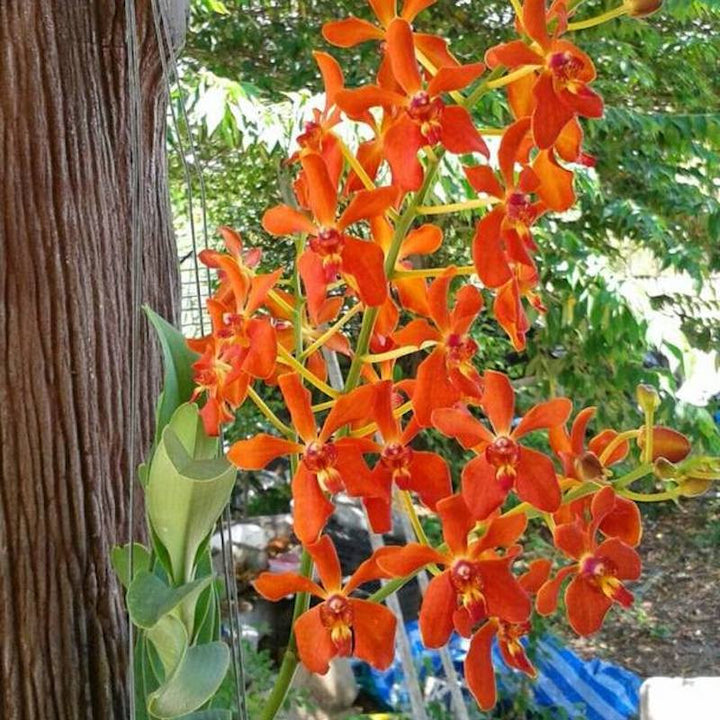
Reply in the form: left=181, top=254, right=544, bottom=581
left=381, top=442, right=413, bottom=476
left=446, top=333, right=478, bottom=365
left=548, top=51, right=584, bottom=84
left=311, top=227, right=344, bottom=256
left=450, top=560, right=487, bottom=623
left=505, top=192, right=534, bottom=226
left=320, top=594, right=353, bottom=654
left=303, top=440, right=343, bottom=493
left=407, top=91, right=444, bottom=145
left=486, top=436, right=520, bottom=489
left=579, top=553, right=633, bottom=606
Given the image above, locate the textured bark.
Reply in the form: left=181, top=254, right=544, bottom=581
left=0, top=1, right=185, bottom=718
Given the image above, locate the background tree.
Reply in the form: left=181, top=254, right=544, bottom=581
left=0, top=2, right=187, bottom=717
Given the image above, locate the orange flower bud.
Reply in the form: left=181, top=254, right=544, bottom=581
left=624, top=0, right=663, bottom=18
left=653, top=457, right=678, bottom=480
left=638, top=426, right=691, bottom=463
left=678, top=476, right=711, bottom=498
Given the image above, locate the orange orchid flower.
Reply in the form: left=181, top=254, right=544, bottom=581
left=188, top=229, right=280, bottom=435
left=465, top=558, right=551, bottom=710
left=323, top=0, right=458, bottom=72
left=363, top=380, right=452, bottom=532
left=371, top=216, right=443, bottom=317
left=395, top=270, right=484, bottom=426
left=486, top=0, right=603, bottom=149
left=537, top=486, right=641, bottom=636
left=227, top=373, right=379, bottom=543
left=432, top=370, right=570, bottom=518
left=262, top=154, right=395, bottom=323
left=290, top=52, right=346, bottom=187
left=337, top=19, right=488, bottom=191
left=378, top=493, right=531, bottom=648
left=493, top=262, right=546, bottom=352
left=254, top=535, right=396, bottom=673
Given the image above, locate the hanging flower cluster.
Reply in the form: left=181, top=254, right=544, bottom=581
left=186, top=0, right=716, bottom=715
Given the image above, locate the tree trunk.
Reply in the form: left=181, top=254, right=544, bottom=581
left=0, top=1, right=187, bottom=717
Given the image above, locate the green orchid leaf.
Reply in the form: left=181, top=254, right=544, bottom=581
left=147, top=642, right=230, bottom=719
left=147, top=403, right=236, bottom=584
left=144, top=306, right=199, bottom=464
left=127, top=571, right=213, bottom=632
left=111, top=542, right=151, bottom=589
left=146, top=614, right=189, bottom=679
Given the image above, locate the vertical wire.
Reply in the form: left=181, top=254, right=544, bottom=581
left=149, top=2, right=247, bottom=716
left=123, top=1, right=144, bottom=718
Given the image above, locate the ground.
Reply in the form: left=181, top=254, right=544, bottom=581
left=565, top=494, right=720, bottom=678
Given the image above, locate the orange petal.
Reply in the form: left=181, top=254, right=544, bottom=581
left=440, top=105, right=489, bottom=156
left=493, top=279, right=529, bottom=351
left=298, top=249, right=330, bottom=325
left=341, top=236, right=388, bottom=306
left=520, top=558, right=552, bottom=594
left=515, top=447, right=561, bottom=513
left=461, top=455, right=509, bottom=520
left=400, top=0, right=436, bottom=21
left=498, top=117, right=532, bottom=187
left=333, top=440, right=377, bottom=498
left=599, top=496, right=642, bottom=547
left=485, top=40, right=544, bottom=69
left=364, top=494, right=392, bottom=535
left=513, top=397, right=572, bottom=438
left=532, top=72, right=575, bottom=150
left=350, top=599, right=397, bottom=670
left=301, top=154, right=338, bottom=227
left=419, top=570, right=457, bottom=648
left=384, top=114, right=425, bottom=191
left=278, top=372, right=317, bottom=444
left=322, top=17, right=383, bottom=47
left=481, top=370, right=515, bottom=435
left=246, top=268, right=282, bottom=316
left=565, top=576, right=613, bottom=636
left=392, top=317, right=438, bottom=347
left=322, top=382, right=379, bottom=440
left=336, top=85, right=406, bottom=119
left=479, top=558, right=531, bottom=623
left=536, top=564, right=577, bottom=615
left=386, top=18, right=422, bottom=95
left=307, top=535, right=343, bottom=593
left=431, top=406, right=494, bottom=450
left=522, top=0, right=551, bottom=47
left=532, top=149, right=575, bottom=212
left=436, top=493, right=474, bottom=555
left=292, top=466, right=334, bottom=544
left=570, top=406, right=597, bottom=455
left=474, top=513, right=528, bottom=553
left=402, top=223, right=443, bottom=257
left=427, top=270, right=453, bottom=332
left=345, top=546, right=394, bottom=594
left=313, top=51, right=345, bottom=108
left=427, top=62, right=485, bottom=97
left=228, top=433, right=301, bottom=470
left=415, top=32, right=458, bottom=68
left=464, top=165, right=504, bottom=199
left=413, top=347, right=460, bottom=426
left=338, top=185, right=398, bottom=230
left=554, top=117, right=584, bottom=164
left=253, top=571, right=323, bottom=601
left=295, top=605, right=337, bottom=674
left=465, top=622, right=498, bottom=711
left=373, top=380, right=399, bottom=442
left=405, top=450, right=452, bottom=510
left=395, top=275, right=432, bottom=317
left=589, top=429, right=629, bottom=466
left=506, top=71, right=537, bottom=119
left=262, top=204, right=316, bottom=236
left=376, top=542, right=445, bottom=577
left=472, top=208, right=512, bottom=288
left=450, top=284, right=484, bottom=335
left=553, top=519, right=588, bottom=561
left=243, top=319, right=277, bottom=379
left=596, top=538, right=641, bottom=580
left=368, top=0, right=396, bottom=25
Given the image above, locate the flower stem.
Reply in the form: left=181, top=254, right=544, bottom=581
left=247, top=387, right=294, bottom=437
left=613, top=462, right=654, bottom=489
left=567, top=5, right=628, bottom=31
left=393, top=265, right=475, bottom=279
left=278, top=345, right=339, bottom=398
left=486, top=64, right=539, bottom=90
left=299, top=303, right=363, bottom=360
left=618, top=488, right=680, bottom=503
left=598, top=428, right=639, bottom=466
left=416, top=198, right=495, bottom=215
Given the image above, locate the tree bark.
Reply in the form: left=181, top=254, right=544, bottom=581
left=0, top=1, right=186, bottom=717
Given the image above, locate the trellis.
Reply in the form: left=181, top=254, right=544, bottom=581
left=123, top=1, right=471, bottom=718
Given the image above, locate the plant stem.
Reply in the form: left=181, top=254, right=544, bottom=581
left=598, top=428, right=639, bottom=466
left=416, top=198, right=495, bottom=215
left=614, top=462, right=654, bottom=490
left=567, top=5, right=627, bottom=31
left=259, top=549, right=313, bottom=720
left=300, top=302, right=363, bottom=360
left=393, top=265, right=475, bottom=279
left=247, top=387, right=295, bottom=437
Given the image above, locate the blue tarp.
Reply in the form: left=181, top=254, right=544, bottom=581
left=353, top=621, right=642, bottom=719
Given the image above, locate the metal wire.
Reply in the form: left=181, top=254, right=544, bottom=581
left=123, top=1, right=144, bottom=717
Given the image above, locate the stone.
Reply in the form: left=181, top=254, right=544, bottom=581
left=291, top=658, right=359, bottom=714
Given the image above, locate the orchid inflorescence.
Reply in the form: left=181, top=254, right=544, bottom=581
left=186, top=0, right=715, bottom=714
